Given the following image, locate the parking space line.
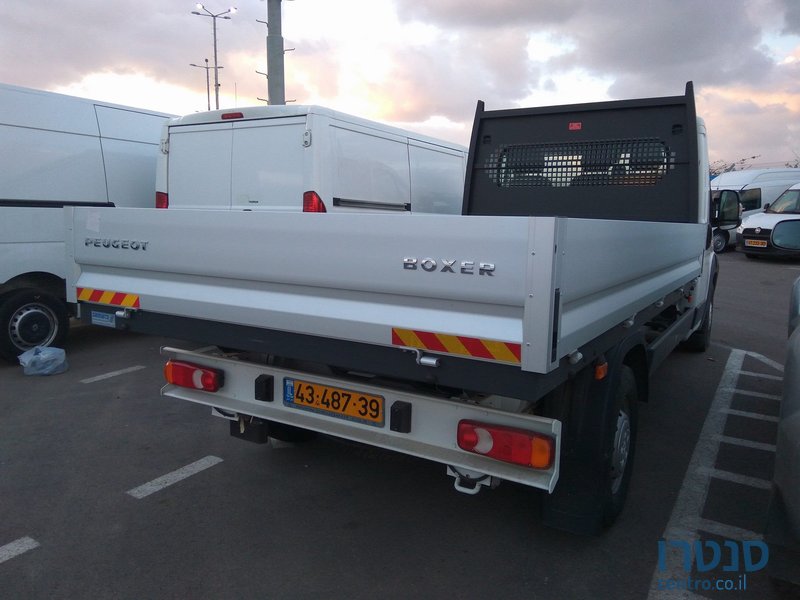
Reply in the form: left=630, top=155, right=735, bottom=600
left=697, top=466, right=772, bottom=490
left=646, top=349, right=745, bottom=599
left=745, top=351, right=784, bottom=373
left=722, top=408, right=780, bottom=422
left=81, top=365, right=146, bottom=384
left=126, top=456, right=223, bottom=499
left=738, top=370, right=783, bottom=382
left=0, top=537, right=40, bottom=564
left=733, top=389, right=782, bottom=401
left=648, top=347, right=782, bottom=599
left=712, top=434, right=776, bottom=453
left=696, top=518, right=763, bottom=542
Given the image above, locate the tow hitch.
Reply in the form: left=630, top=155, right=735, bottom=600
left=447, top=466, right=500, bottom=495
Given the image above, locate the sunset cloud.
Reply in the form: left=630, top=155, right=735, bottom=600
left=0, top=0, right=798, bottom=165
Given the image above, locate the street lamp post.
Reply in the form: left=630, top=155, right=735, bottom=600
left=190, top=59, right=224, bottom=111
left=191, top=4, right=236, bottom=110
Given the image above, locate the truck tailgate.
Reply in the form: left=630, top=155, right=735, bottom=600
left=67, top=207, right=705, bottom=374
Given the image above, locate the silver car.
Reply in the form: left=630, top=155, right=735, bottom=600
left=766, top=219, right=800, bottom=587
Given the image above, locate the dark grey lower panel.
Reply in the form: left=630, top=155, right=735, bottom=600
left=81, top=290, right=684, bottom=401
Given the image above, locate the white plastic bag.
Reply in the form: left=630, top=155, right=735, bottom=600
left=18, top=346, right=69, bottom=375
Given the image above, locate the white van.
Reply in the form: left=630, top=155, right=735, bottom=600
left=711, top=168, right=800, bottom=251
left=736, top=183, right=800, bottom=257
left=155, top=105, right=467, bottom=214
left=0, top=82, right=170, bottom=360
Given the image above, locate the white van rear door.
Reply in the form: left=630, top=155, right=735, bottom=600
left=230, top=117, right=306, bottom=211
left=167, top=122, right=233, bottom=209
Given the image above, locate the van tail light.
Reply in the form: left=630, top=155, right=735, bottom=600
left=156, top=192, right=169, bottom=209
left=164, top=360, right=224, bottom=392
left=457, top=420, right=554, bottom=469
left=303, top=191, right=327, bottom=213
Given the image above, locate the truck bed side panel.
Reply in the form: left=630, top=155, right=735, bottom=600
left=68, top=207, right=705, bottom=374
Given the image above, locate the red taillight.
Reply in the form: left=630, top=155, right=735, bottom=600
left=164, top=360, right=224, bottom=392
left=303, top=191, right=327, bottom=213
left=156, top=191, right=169, bottom=209
left=457, top=420, right=554, bottom=469
left=221, top=112, right=244, bottom=120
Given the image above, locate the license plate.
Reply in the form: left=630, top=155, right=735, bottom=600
left=744, top=239, right=768, bottom=247
left=283, top=378, right=384, bottom=427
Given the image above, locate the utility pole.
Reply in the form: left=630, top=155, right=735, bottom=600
left=266, top=0, right=285, bottom=105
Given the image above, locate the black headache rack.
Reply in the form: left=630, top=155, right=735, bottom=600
left=462, top=82, right=699, bottom=223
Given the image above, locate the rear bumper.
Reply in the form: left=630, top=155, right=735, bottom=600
left=160, top=345, right=562, bottom=492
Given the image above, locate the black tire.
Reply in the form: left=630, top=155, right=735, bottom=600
left=541, top=364, right=639, bottom=534
left=602, top=366, right=638, bottom=524
left=0, top=289, right=69, bottom=362
left=681, top=298, right=713, bottom=352
left=712, top=230, right=728, bottom=253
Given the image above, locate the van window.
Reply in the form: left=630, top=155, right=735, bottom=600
left=766, top=189, right=800, bottom=214
left=739, top=188, right=761, bottom=212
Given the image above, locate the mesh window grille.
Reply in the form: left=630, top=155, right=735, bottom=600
left=485, top=138, right=674, bottom=188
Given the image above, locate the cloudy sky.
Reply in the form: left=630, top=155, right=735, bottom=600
left=1, top=0, right=799, bottom=167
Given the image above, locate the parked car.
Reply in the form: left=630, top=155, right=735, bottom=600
left=765, top=238, right=800, bottom=588
left=711, top=168, right=800, bottom=252
left=736, top=183, right=800, bottom=258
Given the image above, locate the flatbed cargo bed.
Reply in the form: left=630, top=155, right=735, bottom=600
left=67, top=207, right=705, bottom=387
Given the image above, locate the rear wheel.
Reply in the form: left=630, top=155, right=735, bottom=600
left=541, top=363, right=639, bottom=534
left=0, top=290, right=69, bottom=362
left=602, top=366, right=638, bottom=523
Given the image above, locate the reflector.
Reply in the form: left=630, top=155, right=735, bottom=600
left=457, top=420, right=554, bottom=469
left=164, top=360, right=224, bottom=392
left=155, top=191, right=169, bottom=209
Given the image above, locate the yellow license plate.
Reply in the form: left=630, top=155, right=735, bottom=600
left=744, top=239, right=768, bottom=247
left=283, top=378, right=384, bottom=426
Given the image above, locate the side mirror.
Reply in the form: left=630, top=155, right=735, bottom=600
left=772, top=219, right=800, bottom=251
left=763, top=203, right=770, bottom=212
left=711, top=189, right=741, bottom=230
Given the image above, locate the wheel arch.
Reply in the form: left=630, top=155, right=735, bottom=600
left=603, top=333, right=650, bottom=404
left=0, top=272, right=66, bottom=302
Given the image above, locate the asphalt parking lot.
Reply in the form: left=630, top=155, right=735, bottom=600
left=1, top=250, right=798, bottom=599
